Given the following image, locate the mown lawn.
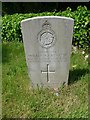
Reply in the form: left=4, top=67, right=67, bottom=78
left=2, top=41, right=88, bottom=118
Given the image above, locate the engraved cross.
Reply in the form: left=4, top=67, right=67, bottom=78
left=41, top=64, right=55, bottom=82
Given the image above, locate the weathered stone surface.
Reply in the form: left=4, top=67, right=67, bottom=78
left=21, top=16, right=74, bottom=88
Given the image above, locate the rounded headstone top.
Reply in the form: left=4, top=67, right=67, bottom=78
left=21, top=16, right=74, bottom=23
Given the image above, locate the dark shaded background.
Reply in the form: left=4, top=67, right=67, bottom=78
left=2, top=2, right=90, bottom=15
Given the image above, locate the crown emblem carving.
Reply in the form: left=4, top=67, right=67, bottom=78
left=42, top=20, right=51, bottom=29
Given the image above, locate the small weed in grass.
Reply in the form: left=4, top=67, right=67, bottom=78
left=2, top=42, right=88, bottom=118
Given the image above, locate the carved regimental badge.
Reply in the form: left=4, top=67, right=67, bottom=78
left=38, top=20, right=56, bottom=48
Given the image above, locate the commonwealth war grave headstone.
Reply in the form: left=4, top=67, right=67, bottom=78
left=21, top=16, right=74, bottom=88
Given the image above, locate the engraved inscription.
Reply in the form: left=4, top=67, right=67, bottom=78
left=27, top=52, right=68, bottom=63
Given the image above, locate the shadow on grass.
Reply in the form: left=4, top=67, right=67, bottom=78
left=0, top=44, right=2, bottom=64
left=68, top=68, right=89, bottom=85
left=2, top=43, right=11, bottom=63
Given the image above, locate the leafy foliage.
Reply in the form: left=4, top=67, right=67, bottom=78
left=2, top=6, right=90, bottom=49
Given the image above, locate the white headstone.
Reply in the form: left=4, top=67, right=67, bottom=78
left=21, top=16, right=74, bottom=88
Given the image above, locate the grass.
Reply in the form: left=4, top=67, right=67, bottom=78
left=2, top=41, right=88, bottom=118
left=0, top=42, right=2, bottom=119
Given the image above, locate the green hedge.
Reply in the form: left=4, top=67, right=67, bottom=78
left=2, top=6, right=90, bottom=49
